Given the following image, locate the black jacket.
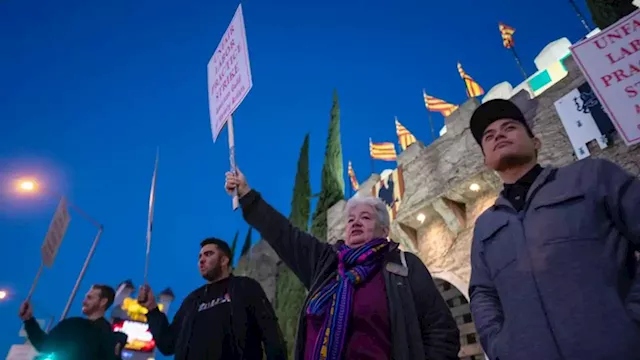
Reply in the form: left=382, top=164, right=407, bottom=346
left=146, top=275, right=287, bottom=360
left=24, top=316, right=123, bottom=360
left=239, top=190, right=460, bottom=360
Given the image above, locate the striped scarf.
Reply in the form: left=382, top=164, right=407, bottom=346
left=306, top=238, right=393, bottom=360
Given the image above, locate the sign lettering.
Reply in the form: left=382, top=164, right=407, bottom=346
left=571, top=9, right=640, bottom=145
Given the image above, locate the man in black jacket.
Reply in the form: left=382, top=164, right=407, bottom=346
left=19, top=284, right=125, bottom=360
left=138, top=237, right=287, bottom=360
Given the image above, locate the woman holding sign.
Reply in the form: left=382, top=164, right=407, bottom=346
left=225, top=169, right=460, bottom=360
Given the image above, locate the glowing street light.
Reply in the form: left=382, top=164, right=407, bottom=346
left=19, top=181, right=35, bottom=191
left=0, top=289, right=8, bottom=300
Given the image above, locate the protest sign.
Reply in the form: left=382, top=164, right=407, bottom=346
left=207, top=4, right=253, bottom=142
left=571, top=9, right=640, bottom=145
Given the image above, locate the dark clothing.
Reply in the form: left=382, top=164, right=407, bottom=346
left=501, top=164, right=542, bottom=211
left=304, top=269, right=392, bottom=360
left=469, top=158, right=640, bottom=360
left=240, top=190, right=460, bottom=360
left=24, top=316, right=121, bottom=360
left=146, top=275, right=287, bottom=360
left=188, top=277, right=235, bottom=359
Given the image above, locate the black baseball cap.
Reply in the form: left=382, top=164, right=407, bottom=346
left=470, top=99, right=533, bottom=145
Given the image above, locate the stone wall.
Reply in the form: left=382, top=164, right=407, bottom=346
left=327, top=54, right=640, bottom=298
left=234, top=239, right=280, bottom=304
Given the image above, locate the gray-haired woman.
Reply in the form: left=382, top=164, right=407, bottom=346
left=225, top=169, right=460, bottom=360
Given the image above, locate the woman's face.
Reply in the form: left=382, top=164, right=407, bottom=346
left=345, top=203, right=389, bottom=248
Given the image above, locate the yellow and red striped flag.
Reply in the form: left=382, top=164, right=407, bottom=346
left=457, top=62, right=485, bottom=98
left=347, top=161, right=359, bottom=191
left=369, top=138, right=397, bottom=161
left=395, top=117, right=417, bottom=151
left=499, top=22, right=516, bottom=49
left=423, top=90, right=459, bottom=117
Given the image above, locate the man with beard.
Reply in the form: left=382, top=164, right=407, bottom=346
left=468, top=99, right=640, bottom=360
left=139, top=237, right=286, bottom=360
left=19, top=284, right=124, bottom=360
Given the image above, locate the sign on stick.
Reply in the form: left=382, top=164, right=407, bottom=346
left=41, top=197, right=71, bottom=268
left=570, top=8, right=640, bottom=146
left=207, top=4, right=253, bottom=142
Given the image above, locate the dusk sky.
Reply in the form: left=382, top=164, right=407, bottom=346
left=0, top=0, right=593, bottom=357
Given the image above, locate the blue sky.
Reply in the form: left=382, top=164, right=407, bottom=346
left=0, top=0, right=592, bottom=356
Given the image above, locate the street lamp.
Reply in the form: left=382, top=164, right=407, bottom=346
left=14, top=177, right=104, bottom=322
left=19, top=181, right=35, bottom=192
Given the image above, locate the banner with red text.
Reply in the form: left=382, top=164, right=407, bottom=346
left=570, top=9, right=640, bottom=146
left=207, top=4, right=253, bottom=142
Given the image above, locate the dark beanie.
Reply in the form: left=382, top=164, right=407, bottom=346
left=470, top=99, right=533, bottom=145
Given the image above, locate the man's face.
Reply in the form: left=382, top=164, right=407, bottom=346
left=198, top=244, right=228, bottom=281
left=344, top=203, right=388, bottom=248
left=481, top=118, right=540, bottom=171
left=81, top=288, right=106, bottom=316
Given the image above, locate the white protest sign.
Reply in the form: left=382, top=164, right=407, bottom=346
left=5, top=344, right=38, bottom=360
left=570, top=9, right=640, bottom=146
left=41, top=197, right=71, bottom=268
left=207, top=4, right=253, bottom=142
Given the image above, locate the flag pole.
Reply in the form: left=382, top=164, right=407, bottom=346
left=369, top=138, right=375, bottom=175
left=457, top=62, right=470, bottom=99
left=427, top=109, right=436, bottom=142
left=422, top=89, right=437, bottom=142
left=510, top=46, right=529, bottom=81
left=567, top=0, right=592, bottom=33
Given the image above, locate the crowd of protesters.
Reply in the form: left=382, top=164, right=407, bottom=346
left=19, top=98, right=640, bottom=360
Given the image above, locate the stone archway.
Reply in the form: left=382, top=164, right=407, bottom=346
left=433, top=277, right=485, bottom=360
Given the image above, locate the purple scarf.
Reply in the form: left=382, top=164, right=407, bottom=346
left=306, top=238, right=393, bottom=360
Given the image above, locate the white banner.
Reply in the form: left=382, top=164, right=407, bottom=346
left=41, top=197, right=71, bottom=268
left=207, top=4, right=253, bottom=142
left=570, top=9, right=640, bottom=146
left=555, top=86, right=610, bottom=159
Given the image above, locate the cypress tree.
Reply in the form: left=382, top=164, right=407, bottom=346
left=310, top=89, right=345, bottom=241
left=229, top=230, right=239, bottom=268
left=585, top=0, right=636, bottom=29
left=230, top=230, right=239, bottom=258
left=240, top=227, right=252, bottom=258
left=275, top=134, right=311, bottom=358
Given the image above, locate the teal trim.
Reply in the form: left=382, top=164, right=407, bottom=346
left=559, top=53, right=571, bottom=71
left=528, top=70, right=552, bottom=92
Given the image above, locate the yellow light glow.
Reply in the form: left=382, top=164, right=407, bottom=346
left=15, top=178, right=39, bottom=193
left=120, top=297, right=164, bottom=322
left=416, top=213, right=426, bottom=223
left=469, top=183, right=481, bottom=192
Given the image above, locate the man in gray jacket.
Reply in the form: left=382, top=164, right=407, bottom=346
left=468, top=99, right=640, bottom=360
